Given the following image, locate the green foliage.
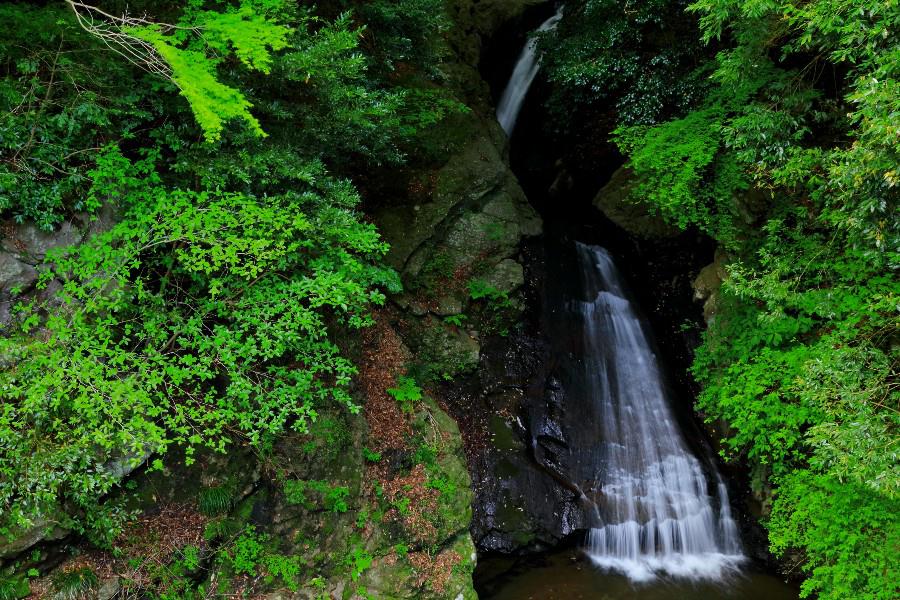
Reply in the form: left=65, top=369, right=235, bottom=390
left=126, top=1, right=292, bottom=141
left=355, top=507, right=369, bottom=529
left=467, top=279, right=506, bottom=302
left=426, top=474, right=458, bottom=499
left=599, top=0, right=900, bottom=594
left=283, top=479, right=350, bottom=513
left=466, top=279, right=517, bottom=336
left=230, top=527, right=265, bottom=575
left=413, top=442, right=438, bottom=468
left=347, top=544, right=373, bottom=582
left=224, top=526, right=300, bottom=590
left=334, top=0, right=449, bottom=76
left=443, top=314, right=467, bottom=327
left=0, top=152, right=396, bottom=534
left=414, top=251, right=456, bottom=294
left=0, top=575, right=29, bottom=600
left=0, top=3, right=153, bottom=229
left=386, top=376, right=424, bottom=414
left=203, top=517, right=241, bottom=542
left=362, top=447, right=382, bottom=463
left=615, top=105, right=747, bottom=244
left=540, top=0, right=707, bottom=126
left=392, top=496, right=411, bottom=517
left=1, top=0, right=462, bottom=227
left=0, top=0, right=461, bottom=591
left=536, top=0, right=711, bottom=171
left=769, top=472, right=900, bottom=600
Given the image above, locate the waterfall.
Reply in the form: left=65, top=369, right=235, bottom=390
left=496, top=7, right=563, bottom=136
left=574, top=243, right=744, bottom=581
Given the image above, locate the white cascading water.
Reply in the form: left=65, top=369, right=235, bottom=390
left=575, top=243, right=744, bottom=581
left=495, top=7, right=563, bottom=136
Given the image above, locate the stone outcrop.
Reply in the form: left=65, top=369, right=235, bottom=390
left=692, top=247, right=729, bottom=324
left=592, top=167, right=679, bottom=239
left=0, top=208, right=116, bottom=324
left=374, top=94, right=541, bottom=387
left=0, top=211, right=123, bottom=569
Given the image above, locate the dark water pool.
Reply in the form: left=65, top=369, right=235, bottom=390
left=478, top=549, right=799, bottom=600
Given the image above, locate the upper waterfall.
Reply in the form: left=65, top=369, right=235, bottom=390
left=573, top=243, right=744, bottom=581
left=495, top=7, right=563, bottom=136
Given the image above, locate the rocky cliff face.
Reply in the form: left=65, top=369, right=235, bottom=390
left=0, top=2, right=550, bottom=598
left=371, top=0, right=550, bottom=563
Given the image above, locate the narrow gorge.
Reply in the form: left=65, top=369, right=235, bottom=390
left=1, top=1, right=896, bottom=599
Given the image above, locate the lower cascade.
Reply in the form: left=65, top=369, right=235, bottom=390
left=573, top=243, right=744, bottom=581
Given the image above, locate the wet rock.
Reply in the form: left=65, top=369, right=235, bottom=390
left=463, top=328, right=588, bottom=554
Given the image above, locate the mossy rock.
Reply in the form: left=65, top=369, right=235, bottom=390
left=0, top=513, right=69, bottom=561
left=359, top=533, right=477, bottom=600
left=375, top=116, right=506, bottom=273
left=377, top=110, right=540, bottom=279
left=480, top=259, right=525, bottom=296
left=592, top=167, right=680, bottom=239
left=416, top=316, right=481, bottom=379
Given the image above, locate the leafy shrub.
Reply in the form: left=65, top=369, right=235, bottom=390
left=0, top=151, right=398, bottom=536
left=386, top=376, right=424, bottom=414
left=347, top=545, right=373, bottom=581
left=769, top=472, right=900, bottom=600
left=362, top=447, right=382, bottom=463
left=230, top=528, right=265, bottom=576
left=0, top=4, right=151, bottom=229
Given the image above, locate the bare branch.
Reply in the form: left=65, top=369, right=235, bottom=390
left=64, top=0, right=193, bottom=81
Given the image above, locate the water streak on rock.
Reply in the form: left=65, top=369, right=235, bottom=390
left=496, top=7, right=563, bottom=136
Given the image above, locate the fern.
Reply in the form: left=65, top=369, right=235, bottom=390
left=386, top=376, right=423, bottom=413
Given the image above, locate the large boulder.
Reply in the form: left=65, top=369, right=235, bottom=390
left=592, top=167, right=680, bottom=239
left=375, top=116, right=540, bottom=277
